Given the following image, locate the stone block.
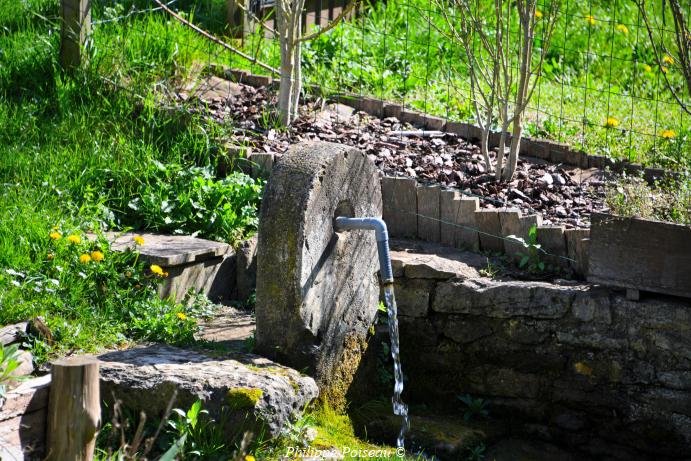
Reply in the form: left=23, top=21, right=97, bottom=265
left=104, top=232, right=235, bottom=304
left=250, top=152, right=274, bottom=179
left=445, top=121, right=472, bottom=139
left=399, top=109, right=423, bottom=126
left=358, top=96, right=384, bottom=117
left=99, top=345, right=318, bottom=437
left=0, top=375, right=51, bottom=461
left=549, top=142, right=574, bottom=165
left=422, top=115, right=445, bottom=131
left=381, top=176, right=418, bottom=238
left=588, top=213, right=691, bottom=298
left=565, top=228, right=590, bottom=277
left=475, top=209, right=503, bottom=253
left=159, top=254, right=236, bottom=304
left=383, top=103, right=403, bottom=119
left=456, top=197, right=480, bottom=251
left=394, top=279, right=433, bottom=317
left=644, top=167, right=666, bottom=183
left=466, top=124, right=484, bottom=142
left=390, top=250, right=480, bottom=280
left=440, top=189, right=460, bottom=247
left=536, top=225, right=567, bottom=268
left=488, top=130, right=503, bottom=148
left=588, top=154, right=607, bottom=169
left=416, top=184, right=440, bottom=242
left=500, top=210, right=541, bottom=259
left=432, top=278, right=577, bottom=319
left=521, top=137, right=549, bottom=159
left=235, top=236, right=257, bottom=302
left=245, top=73, right=272, bottom=87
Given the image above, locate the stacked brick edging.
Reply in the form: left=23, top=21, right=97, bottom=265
left=213, top=65, right=679, bottom=185
left=332, top=93, right=680, bottom=184
left=381, top=177, right=590, bottom=277
left=236, top=155, right=591, bottom=278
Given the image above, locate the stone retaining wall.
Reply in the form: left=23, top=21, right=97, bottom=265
left=388, top=243, right=691, bottom=460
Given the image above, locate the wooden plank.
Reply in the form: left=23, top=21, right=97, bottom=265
left=588, top=212, right=691, bottom=298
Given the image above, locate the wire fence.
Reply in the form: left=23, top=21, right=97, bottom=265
left=74, top=0, right=690, bottom=168
left=9, top=0, right=689, bottom=170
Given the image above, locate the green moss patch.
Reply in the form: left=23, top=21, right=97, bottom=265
left=226, top=387, right=264, bottom=410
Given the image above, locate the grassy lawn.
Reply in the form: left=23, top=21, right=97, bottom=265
left=0, top=0, right=262, bottom=361
left=0, top=0, right=688, bottom=360
left=243, top=0, right=690, bottom=168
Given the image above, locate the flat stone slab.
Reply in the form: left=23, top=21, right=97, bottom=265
left=196, top=306, right=255, bottom=352
left=104, top=232, right=231, bottom=266
left=0, top=375, right=51, bottom=461
left=185, top=75, right=243, bottom=102
left=98, top=345, right=318, bottom=437
left=390, top=239, right=488, bottom=280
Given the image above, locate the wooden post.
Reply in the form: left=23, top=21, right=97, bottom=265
left=46, top=356, right=100, bottom=461
left=59, top=0, right=91, bottom=70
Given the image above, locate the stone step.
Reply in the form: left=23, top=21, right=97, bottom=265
left=196, top=306, right=255, bottom=352
left=98, top=232, right=245, bottom=304
left=98, top=344, right=318, bottom=437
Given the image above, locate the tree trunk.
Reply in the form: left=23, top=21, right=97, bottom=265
left=480, top=105, right=494, bottom=172
left=503, top=8, right=533, bottom=181
left=495, top=128, right=507, bottom=181
left=46, top=356, right=100, bottom=461
left=504, top=118, right=523, bottom=180
left=291, top=37, right=302, bottom=121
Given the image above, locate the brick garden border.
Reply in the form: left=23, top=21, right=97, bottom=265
left=212, top=66, right=689, bottom=279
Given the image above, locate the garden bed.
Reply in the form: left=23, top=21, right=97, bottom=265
left=182, top=72, right=611, bottom=228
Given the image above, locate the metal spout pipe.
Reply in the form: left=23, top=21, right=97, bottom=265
left=334, top=216, right=394, bottom=284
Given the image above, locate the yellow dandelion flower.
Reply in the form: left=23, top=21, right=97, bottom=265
left=47, top=253, right=55, bottom=260
left=574, top=361, right=593, bottom=376
left=585, top=15, right=596, bottom=26
left=616, top=24, right=628, bottom=34
left=663, top=55, right=674, bottom=64
left=67, top=235, right=81, bottom=244
left=133, top=235, right=145, bottom=246
left=661, top=66, right=668, bottom=74
left=79, top=253, right=92, bottom=264
left=177, top=312, right=187, bottom=321
left=49, top=232, right=62, bottom=240
left=535, top=10, right=543, bottom=18
left=643, top=64, right=652, bottom=73
left=661, top=129, right=676, bottom=139
left=91, top=250, right=105, bottom=262
left=150, top=264, right=165, bottom=276
left=605, top=117, right=619, bottom=128
left=245, top=455, right=256, bottom=461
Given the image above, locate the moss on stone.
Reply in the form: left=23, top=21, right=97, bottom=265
left=226, top=387, right=264, bottom=410
left=319, top=332, right=368, bottom=412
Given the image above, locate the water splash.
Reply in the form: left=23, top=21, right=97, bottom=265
left=383, top=284, right=410, bottom=449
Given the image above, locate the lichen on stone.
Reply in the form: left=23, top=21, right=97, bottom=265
left=226, top=387, right=264, bottom=410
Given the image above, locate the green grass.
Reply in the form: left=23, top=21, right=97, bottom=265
left=285, top=0, right=690, bottom=168
left=1, top=0, right=688, bottom=365
left=0, top=0, right=262, bottom=361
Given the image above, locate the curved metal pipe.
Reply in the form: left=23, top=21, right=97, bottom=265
left=334, top=216, right=394, bottom=284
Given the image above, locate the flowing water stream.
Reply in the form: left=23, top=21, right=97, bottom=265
left=383, top=284, right=410, bottom=448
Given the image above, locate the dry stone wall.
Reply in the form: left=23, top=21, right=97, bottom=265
left=388, top=243, right=691, bottom=460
